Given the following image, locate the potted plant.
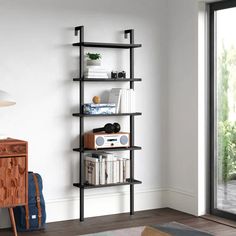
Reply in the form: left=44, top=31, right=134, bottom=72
left=86, top=53, right=102, bottom=66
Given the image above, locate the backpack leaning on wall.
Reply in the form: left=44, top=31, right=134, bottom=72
left=13, top=172, right=46, bottom=231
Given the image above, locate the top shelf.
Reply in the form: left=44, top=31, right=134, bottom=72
left=72, top=42, right=142, bottom=49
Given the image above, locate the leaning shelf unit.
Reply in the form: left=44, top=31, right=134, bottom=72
left=72, top=26, right=142, bottom=221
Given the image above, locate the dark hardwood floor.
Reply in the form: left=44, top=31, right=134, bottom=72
left=1, top=208, right=236, bottom=236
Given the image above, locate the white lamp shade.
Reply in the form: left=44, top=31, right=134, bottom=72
left=0, top=90, right=16, bottom=107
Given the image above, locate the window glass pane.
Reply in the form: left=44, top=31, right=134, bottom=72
left=216, top=7, right=236, bottom=214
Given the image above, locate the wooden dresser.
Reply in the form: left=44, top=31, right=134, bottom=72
left=0, top=138, right=28, bottom=236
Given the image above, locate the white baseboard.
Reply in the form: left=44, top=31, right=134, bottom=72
left=167, top=188, right=196, bottom=215
left=0, top=187, right=167, bottom=229
left=46, top=187, right=167, bottom=223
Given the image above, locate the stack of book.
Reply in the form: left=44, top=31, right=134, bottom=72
left=108, top=88, right=135, bottom=113
left=84, top=153, right=130, bottom=185
left=85, top=67, right=108, bottom=79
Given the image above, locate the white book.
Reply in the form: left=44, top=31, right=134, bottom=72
left=125, top=158, right=130, bottom=180
left=112, top=158, right=118, bottom=183
left=127, top=89, right=130, bottom=113
left=108, top=88, right=122, bottom=113
left=86, top=161, right=93, bottom=184
left=85, top=72, right=108, bottom=76
left=85, top=160, right=88, bottom=184
left=85, top=67, right=107, bottom=73
left=85, top=156, right=99, bottom=185
left=105, top=160, right=112, bottom=184
left=120, top=89, right=128, bottom=113
left=100, top=158, right=106, bottom=185
left=118, top=158, right=124, bottom=182
left=97, top=154, right=104, bottom=185
left=115, top=159, right=119, bottom=183
left=130, top=89, right=135, bottom=113
left=85, top=75, right=108, bottom=78
left=103, top=153, right=114, bottom=184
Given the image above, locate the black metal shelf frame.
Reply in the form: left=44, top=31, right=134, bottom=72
left=73, top=179, right=142, bottom=189
left=73, top=26, right=141, bottom=222
left=73, top=146, right=142, bottom=153
left=73, top=78, right=142, bottom=82
left=72, top=41, right=142, bottom=48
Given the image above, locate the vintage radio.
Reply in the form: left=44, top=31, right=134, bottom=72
left=84, top=132, right=130, bottom=149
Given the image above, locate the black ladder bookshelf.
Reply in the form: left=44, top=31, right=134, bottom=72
left=72, top=26, right=142, bottom=221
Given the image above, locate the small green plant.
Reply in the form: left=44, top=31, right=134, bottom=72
left=86, top=53, right=101, bottom=60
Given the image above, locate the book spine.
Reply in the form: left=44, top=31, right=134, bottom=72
left=113, top=160, right=116, bottom=183
left=119, top=158, right=122, bottom=182
left=85, top=160, right=88, bottom=184
left=95, top=162, right=100, bottom=185
left=88, top=161, right=93, bottom=184
left=123, top=159, right=126, bottom=182
left=115, top=160, right=119, bottom=183
left=131, top=89, right=135, bottom=113
left=101, top=159, right=105, bottom=185
left=126, top=159, right=130, bottom=180
left=120, top=89, right=126, bottom=113
left=106, top=160, right=112, bottom=184
left=105, top=160, right=108, bottom=184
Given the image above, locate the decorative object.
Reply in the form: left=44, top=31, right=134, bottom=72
left=81, top=222, right=213, bottom=236
left=111, top=71, right=126, bottom=79
left=0, top=90, right=16, bottom=107
left=0, top=90, right=16, bottom=139
left=93, top=122, right=121, bottom=134
left=86, top=53, right=101, bottom=66
left=73, top=25, right=142, bottom=221
left=92, top=96, right=101, bottom=104
left=84, top=132, right=130, bottom=149
left=83, top=103, right=116, bottom=115
left=0, top=139, right=28, bottom=236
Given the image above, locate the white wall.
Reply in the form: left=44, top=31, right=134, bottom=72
left=0, top=0, right=169, bottom=227
left=167, top=0, right=209, bottom=216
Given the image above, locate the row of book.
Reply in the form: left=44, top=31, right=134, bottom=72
left=108, top=88, right=135, bottom=113
left=84, top=67, right=108, bottom=78
left=84, top=153, right=130, bottom=185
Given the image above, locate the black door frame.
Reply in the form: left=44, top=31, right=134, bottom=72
left=209, top=0, right=236, bottom=221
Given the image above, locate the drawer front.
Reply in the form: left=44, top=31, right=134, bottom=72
left=0, top=156, right=26, bottom=207
left=0, top=144, right=26, bottom=156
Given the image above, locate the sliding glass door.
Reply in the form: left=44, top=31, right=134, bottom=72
left=210, top=0, right=236, bottom=220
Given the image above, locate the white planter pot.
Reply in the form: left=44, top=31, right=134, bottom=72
left=87, top=59, right=101, bottom=66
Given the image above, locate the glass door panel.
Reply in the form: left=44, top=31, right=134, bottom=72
left=210, top=0, right=236, bottom=219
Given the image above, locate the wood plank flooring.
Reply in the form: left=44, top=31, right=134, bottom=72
left=1, top=208, right=236, bottom=236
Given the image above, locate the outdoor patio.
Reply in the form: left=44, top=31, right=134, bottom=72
left=217, top=180, right=236, bottom=214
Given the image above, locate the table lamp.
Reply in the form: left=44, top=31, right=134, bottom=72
left=0, top=90, right=16, bottom=139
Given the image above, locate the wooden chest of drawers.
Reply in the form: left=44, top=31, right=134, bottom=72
left=0, top=138, right=28, bottom=236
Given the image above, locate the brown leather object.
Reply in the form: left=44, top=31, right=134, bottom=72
left=32, top=174, right=42, bottom=227
left=141, top=226, right=171, bottom=236
left=25, top=205, right=30, bottom=230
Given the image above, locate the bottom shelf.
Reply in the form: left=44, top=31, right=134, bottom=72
left=73, top=179, right=142, bottom=189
